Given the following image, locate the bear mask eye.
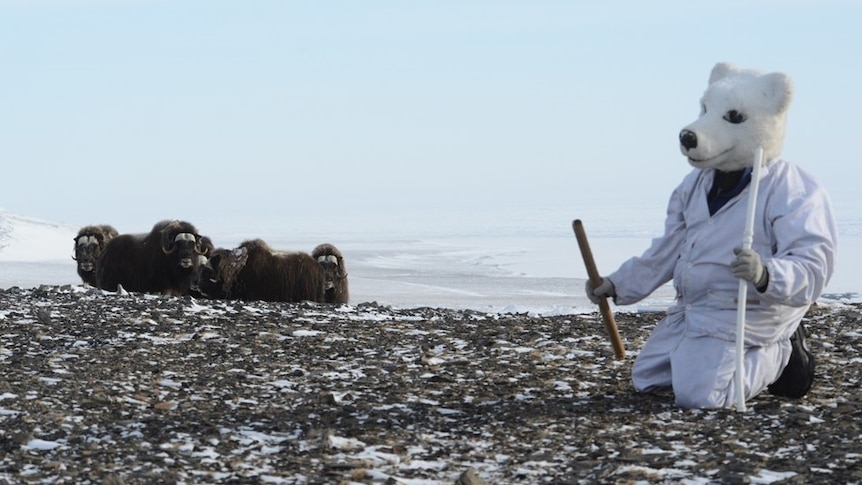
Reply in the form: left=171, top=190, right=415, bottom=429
left=723, top=110, right=746, bottom=124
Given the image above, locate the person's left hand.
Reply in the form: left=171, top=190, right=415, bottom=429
left=731, top=247, right=766, bottom=286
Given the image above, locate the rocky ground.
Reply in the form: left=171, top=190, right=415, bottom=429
left=0, top=286, right=860, bottom=484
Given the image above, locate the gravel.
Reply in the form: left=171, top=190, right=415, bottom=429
left=1, top=285, right=860, bottom=484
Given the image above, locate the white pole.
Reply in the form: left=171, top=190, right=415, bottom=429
left=735, top=147, right=764, bottom=412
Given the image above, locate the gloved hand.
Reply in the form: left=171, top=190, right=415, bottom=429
left=731, top=247, right=768, bottom=288
left=585, top=277, right=616, bottom=304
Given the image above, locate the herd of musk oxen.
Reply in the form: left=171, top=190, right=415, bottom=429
left=72, top=220, right=349, bottom=304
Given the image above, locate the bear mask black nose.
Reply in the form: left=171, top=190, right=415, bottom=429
left=680, top=130, right=698, bottom=150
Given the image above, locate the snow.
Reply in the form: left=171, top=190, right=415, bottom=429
left=24, top=439, right=62, bottom=451
left=749, top=470, right=798, bottom=484
left=0, top=209, right=76, bottom=262
left=292, top=329, right=324, bottom=337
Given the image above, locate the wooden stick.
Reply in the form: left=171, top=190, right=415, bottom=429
left=572, top=219, right=626, bottom=360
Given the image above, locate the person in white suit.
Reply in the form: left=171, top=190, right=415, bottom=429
left=587, top=63, right=838, bottom=409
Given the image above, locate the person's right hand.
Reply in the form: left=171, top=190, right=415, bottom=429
left=585, top=277, right=616, bottom=304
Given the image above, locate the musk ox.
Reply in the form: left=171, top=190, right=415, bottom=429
left=198, top=235, right=215, bottom=258
left=96, top=220, right=206, bottom=296
left=194, top=238, right=325, bottom=303
left=311, top=243, right=349, bottom=304
left=186, top=236, right=215, bottom=299
left=72, top=224, right=119, bottom=286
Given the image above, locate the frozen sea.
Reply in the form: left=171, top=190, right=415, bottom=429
left=1, top=206, right=859, bottom=314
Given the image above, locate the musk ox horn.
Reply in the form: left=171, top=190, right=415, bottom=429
left=76, top=236, right=94, bottom=246
left=162, top=231, right=196, bottom=254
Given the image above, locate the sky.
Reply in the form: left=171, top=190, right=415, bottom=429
left=1, top=0, right=860, bottom=240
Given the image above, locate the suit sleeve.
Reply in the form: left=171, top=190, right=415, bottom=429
left=760, top=180, right=837, bottom=307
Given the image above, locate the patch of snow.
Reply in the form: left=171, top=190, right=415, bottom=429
left=292, top=329, right=323, bottom=337
left=749, top=470, right=798, bottom=484
left=327, top=434, right=366, bottom=451
left=24, top=439, right=62, bottom=451
left=38, top=377, right=60, bottom=386
left=159, top=379, right=183, bottom=388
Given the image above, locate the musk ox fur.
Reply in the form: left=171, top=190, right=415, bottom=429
left=194, top=239, right=325, bottom=303
left=96, top=220, right=206, bottom=296
left=73, top=224, right=119, bottom=286
left=312, top=243, right=349, bottom=304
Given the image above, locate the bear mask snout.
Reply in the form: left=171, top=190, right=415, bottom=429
left=680, top=129, right=698, bottom=151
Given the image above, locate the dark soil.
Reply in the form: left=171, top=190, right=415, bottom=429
left=1, top=286, right=860, bottom=484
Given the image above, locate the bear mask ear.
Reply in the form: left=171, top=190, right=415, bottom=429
left=708, top=62, right=737, bottom=85
left=759, top=71, right=793, bottom=114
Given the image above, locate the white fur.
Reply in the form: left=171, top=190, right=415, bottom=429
left=680, top=62, right=793, bottom=171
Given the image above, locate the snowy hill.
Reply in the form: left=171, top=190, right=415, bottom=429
left=0, top=209, right=77, bottom=262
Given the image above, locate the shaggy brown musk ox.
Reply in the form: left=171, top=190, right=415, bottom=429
left=311, top=243, right=349, bottom=304
left=96, top=220, right=207, bottom=296
left=194, top=238, right=325, bottom=303
left=72, top=224, right=119, bottom=286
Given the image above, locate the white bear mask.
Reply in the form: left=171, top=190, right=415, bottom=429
left=679, top=62, right=793, bottom=171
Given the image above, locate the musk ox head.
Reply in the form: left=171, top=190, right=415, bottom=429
left=193, top=246, right=249, bottom=298
left=311, top=243, right=347, bottom=291
left=198, top=236, right=215, bottom=258
left=156, top=220, right=206, bottom=270
left=72, top=224, right=119, bottom=274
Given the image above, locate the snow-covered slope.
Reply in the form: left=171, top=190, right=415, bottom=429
left=0, top=208, right=76, bottom=262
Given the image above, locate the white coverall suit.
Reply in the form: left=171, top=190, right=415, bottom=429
left=607, top=159, right=837, bottom=408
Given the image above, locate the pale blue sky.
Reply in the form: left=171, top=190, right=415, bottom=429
left=1, top=1, right=860, bottom=238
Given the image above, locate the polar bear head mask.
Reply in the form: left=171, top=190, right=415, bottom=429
left=679, top=62, right=793, bottom=171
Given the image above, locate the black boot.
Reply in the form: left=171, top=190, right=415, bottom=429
left=768, top=322, right=815, bottom=398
